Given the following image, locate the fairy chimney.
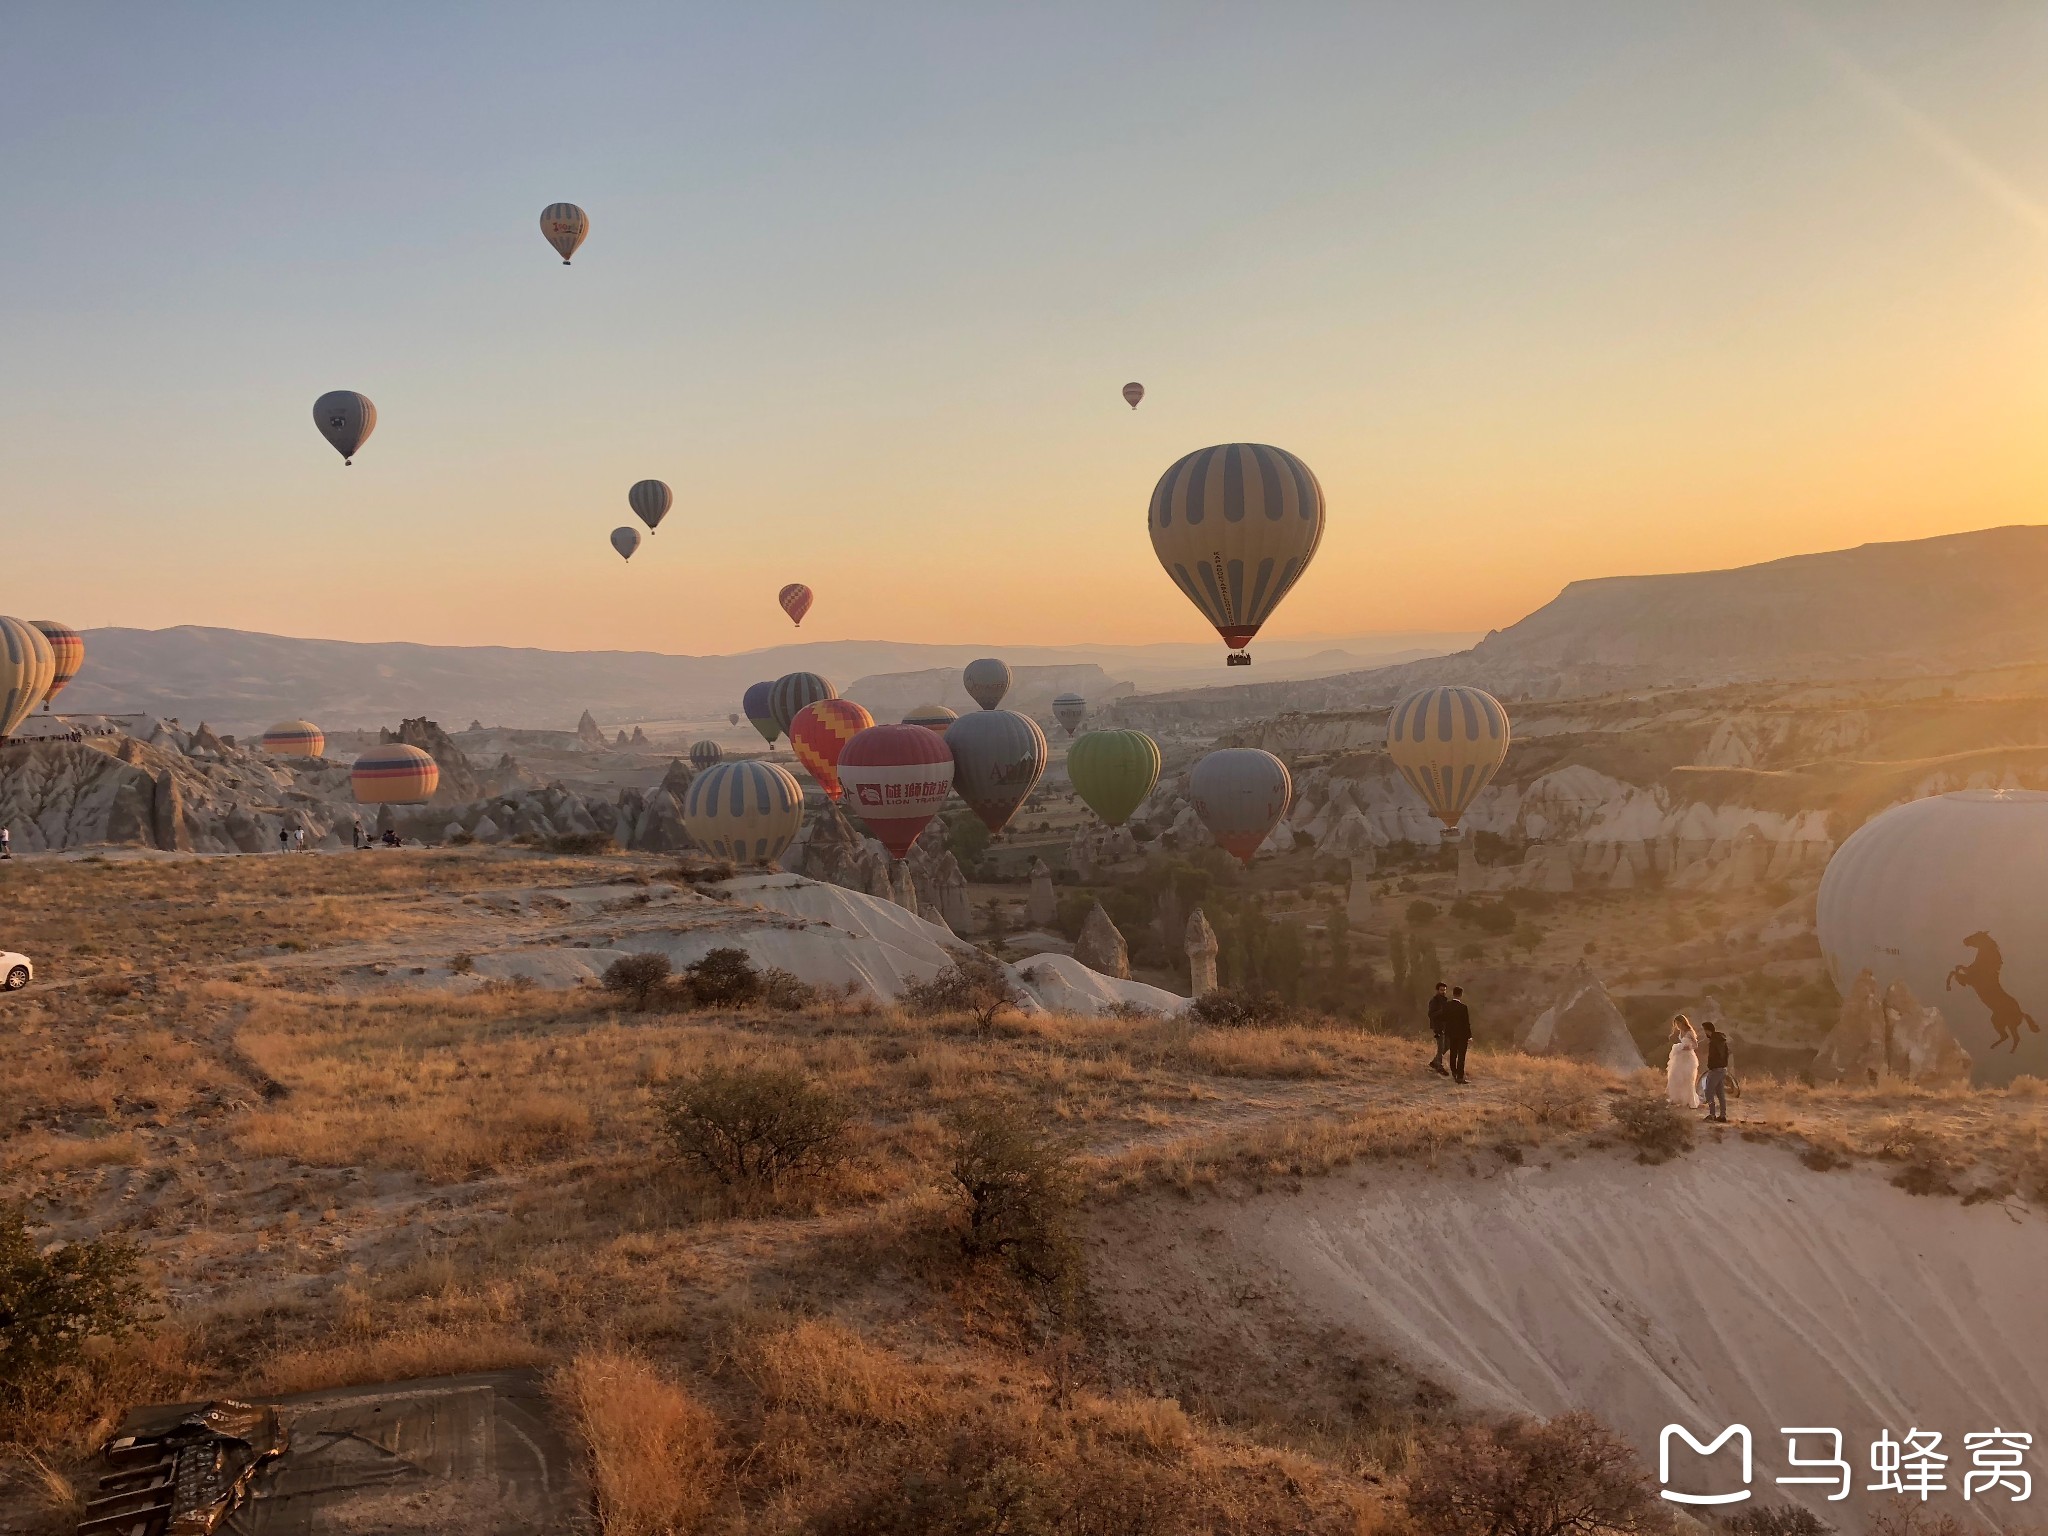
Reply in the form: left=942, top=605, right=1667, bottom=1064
left=1185, top=907, right=1219, bottom=997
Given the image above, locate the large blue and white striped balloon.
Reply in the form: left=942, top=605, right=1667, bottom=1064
left=682, top=760, right=806, bottom=866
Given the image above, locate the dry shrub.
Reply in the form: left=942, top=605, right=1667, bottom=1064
left=1187, top=988, right=1295, bottom=1029
left=759, top=966, right=821, bottom=1011
left=746, top=1318, right=946, bottom=1430
left=1396, top=1410, right=1670, bottom=1536
left=259, top=1324, right=547, bottom=1397
left=604, top=952, right=673, bottom=1011
left=658, top=1065, right=851, bottom=1189
left=1721, top=1506, right=1833, bottom=1536
left=950, top=1100, right=1082, bottom=1316
left=238, top=1087, right=591, bottom=1179
left=1608, top=1093, right=1693, bottom=1162
left=551, top=1348, right=723, bottom=1536
left=0, top=1209, right=152, bottom=1404
left=684, top=947, right=763, bottom=1008
left=902, top=952, right=1020, bottom=1032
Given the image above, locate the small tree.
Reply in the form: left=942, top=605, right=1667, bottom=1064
left=1, top=1208, right=150, bottom=1401
left=1399, top=1411, right=1670, bottom=1536
left=683, top=947, right=761, bottom=1008
left=1609, top=1092, right=1694, bottom=1162
left=659, top=1066, right=850, bottom=1188
left=602, top=952, right=672, bottom=1012
left=949, top=1100, right=1082, bottom=1314
left=1406, top=899, right=1439, bottom=927
left=901, top=951, right=1020, bottom=1032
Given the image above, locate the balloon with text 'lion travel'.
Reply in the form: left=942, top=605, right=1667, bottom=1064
left=689, top=740, right=723, bottom=771
left=351, top=744, right=439, bottom=805
left=629, top=480, right=672, bottom=533
left=946, top=708, right=1046, bottom=836
left=313, top=391, right=376, bottom=465
left=1123, top=382, right=1144, bottom=409
left=1190, top=748, right=1291, bottom=865
left=1817, top=789, right=2048, bottom=1086
left=789, top=698, right=874, bottom=802
left=768, top=672, right=835, bottom=737
left=1385, top=685, right=1511, bottom=834
left=904, top=703, right=956, bottom=736
left=610, top=527, right=641, bottom=561
left=743, top=681, right=780, bottom=744
left=0, top=618, right=56, bottom=739
left=1051, top=693, right=1085, bottom=737
left=839, top=724, right=956, bottom=860
left=683, top=760, right=805, bottom=866
left=30, top=621, right=82, bottom=709
left=1149, top=443, right=1323, bottom=665
left=261, top=720, right=326, bottom=758
left=540, top=202, right=588, bottom=264
left=779, top=583, right=814, bottom=627
left=963, top=657, right=1010, bottom=710
left=1066, top=729, right=1159, bottom=829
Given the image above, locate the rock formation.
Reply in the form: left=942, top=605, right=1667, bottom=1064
left=1027, top=858, right=1057, bottom=927
left=576, top=710, right=605, bottom=748
left=383, top=718, right=483, bottom=803
left=1516, top=961, right=1646, bottom=1073
left=1185, top=908, right=1218, bottom=997
left=1074, top=901, right=1130, bottom=980
left=1813, top=970, right=1973, bottom=1087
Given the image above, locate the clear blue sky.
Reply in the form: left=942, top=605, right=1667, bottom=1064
left=5, top=3, right=2046, bottom=652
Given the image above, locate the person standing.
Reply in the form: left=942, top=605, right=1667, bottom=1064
left=1700, top=1021, right=1732, bottom=1122
left=1427, top=981, right=1451, bottom=1076
left=1666, top=1015, right=1701, bottom=1107
left=1443, top=985, right=1474, bottom=1084
left=1, top=827, right=11, bottom=859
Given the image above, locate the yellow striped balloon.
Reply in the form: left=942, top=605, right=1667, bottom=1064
left=262, top=720, right=326, bottom=757
left=351, top=744, right=440, bottom=805
left=683, top=760, right=806, bottom=865
left=1386, top=685, right=1511, bottom=831
left=0, top=617, right=56, bottom=738
left=29, top=621, right=82, bottom=706
left=1148, top=443, right=1324, bottom=660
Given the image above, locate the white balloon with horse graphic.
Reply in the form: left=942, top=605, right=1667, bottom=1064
left=1817, top=790, right=2048, bottom=1084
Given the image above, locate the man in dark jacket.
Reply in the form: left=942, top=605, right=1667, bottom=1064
left=1443, top=986, right=1474, bottom=1084
left=1427, top=982, right=1451, bottom=1075
left=1701, top=1022, right=1732, bottom=1122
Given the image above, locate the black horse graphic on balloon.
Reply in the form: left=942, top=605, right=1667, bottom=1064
left=1946, top=932, right=2039, bottom=1053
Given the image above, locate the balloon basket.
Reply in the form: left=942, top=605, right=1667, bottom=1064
left=1226, top=651, right=1251, bottom=667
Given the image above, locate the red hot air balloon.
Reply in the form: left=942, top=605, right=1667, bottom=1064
left=789, top=697, right=873, bottom=801
left=838, top=724, right=955, bottom=860
left=779, top=583, right=814, bottom=627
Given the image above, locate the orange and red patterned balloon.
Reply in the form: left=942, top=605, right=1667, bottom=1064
left=788, top=697, right=873, bottom=801
left=779, top=583, right=814, bottom=627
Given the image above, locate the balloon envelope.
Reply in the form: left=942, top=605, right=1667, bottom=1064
left=839, top=724, right=956, bottom=859
left=1189, top=748, right=1291, bottom=865
left=768, top=672, right=836, bottom=736
left=683, top=760, right=805, bottom=866
left=1051, top=693, right=1086, bottom=737
left=29, top=621, right=82, bottom=705
left=743, top=680, right=781, bottom=743
left=779, top=583, right=814, bottom=627
left=262, top=720, right=326, bottom=758
left=789, top=698, right=874, bottom=801
left=540, top=202, right=589, bottom=264
left=352, top=744, right=439, bottom=805
left=1067, top=730, right=1160, bottom=829
left=313, top=391, right=376, bottom=464
left=963, top=657, right=1011, bottom=710
left=946, top=709, right=1046, bottom=835
left=1817, top=789, right=2048, bottom=1085
left=1123, top=382, right=1144, bottom=409
left=610, top=527, right=641, bottom=561
left=903, top=703, right=957, bottom=736
left=1149, top=443, right=1323, bottom=657
left=629, top=480, right=672, bottom=532
left=728, top=712, right=740, bottom=727
left=689, top=740, right=723, bottom=770
left=1385, top=686, right=1511, bottom=832
left=0, top=618, right=55, bottom=738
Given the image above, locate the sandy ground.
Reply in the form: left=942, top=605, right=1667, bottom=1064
left=1104, top=1142, right=2048, bottom=1526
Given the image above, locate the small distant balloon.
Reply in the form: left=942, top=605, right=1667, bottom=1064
left=963, top=657, right=1011, bottom=711
left=1123, top=382, right=1144, bottom=410
left=779, top=583, right=814, bottom=627
left=313, top=391, right=376, bottom=465
left=540, top=202, right=589, bottom=264
left=690, top=739, right=723, bottom=770
left=743, top=680, right=782, bottom=744
left=728, top=712, right=740, bottom=728
left=610, top=527, right=641, bottom=561
left=629, top=480, right=672, bottom=533
left=1051, top=693, right=1086, bottom=737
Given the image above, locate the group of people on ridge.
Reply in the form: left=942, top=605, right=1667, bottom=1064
left=1666, top=1014, right=1734, bottom=1122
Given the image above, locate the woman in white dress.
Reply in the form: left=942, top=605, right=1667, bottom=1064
left=1665, top=1014, right=1701, bottom=1106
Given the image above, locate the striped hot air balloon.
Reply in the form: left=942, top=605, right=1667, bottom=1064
left=743, top=681, right=781, bottom=744
left=839, top=724, right=956, bottom=860
left=947, top=709, right=1046, bottom=836
left=29, top=621, right=82, bottom=709
left=261, top=720, right=326, bottom=758
left=1123, top=382, right=1144, bottom=409
left=351, top=744, right=440, bottom=805
left=789, top=698, right=874, bottom=802
left=769, top=672, right=835, bottom=737
left=683, top=760, right=805, bottom=866
left=779, top=583, right=814, bottom=627
left=540, top=202, right=589, bottom=264
left=0, top=618, right=55, bottom=739
left=963, top=657, right=1010, bottom=710
left=610, top=527, right=641, bottom=561
left=629, top=480, right=672, bottom=533
left=1067, top=730, right=1160, bottom=829
left=1189, top=748, right=1291, bottom=865
left=903, top=703, right=956, bottom=736
left=689, top=739, right=723, bottom=770
left=1051, top=693, right=1086, bottom=737
left=1385, top=685, right=1511, bottom=833
left=313, top=391, right=376, bottom=465
left=1149, top=443, right=1324, bottom=662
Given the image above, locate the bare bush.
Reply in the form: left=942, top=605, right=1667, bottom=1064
left=902, top=951, right=1020, bottom=1032
left=683, top=946, right=761, bottom=1009
left=1397, top=1410, right=1671, bottom=1536
left=758, top=966, right=820, bottom=1012
left=602, top=952, right=672, bottom=1012
left=949, top=1100, right=1082, bottom=1314
left=659, top=1065, right=851, bottom=1188
left=1608, top=1092, right=1693, bottom=1162
left=1187, top=987, right=1295, bottom=1028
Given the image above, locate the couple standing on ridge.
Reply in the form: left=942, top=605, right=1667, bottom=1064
left=1427, top=981, right=1473, bottom=1083
left=1666, top=1014, right=1733, bottom=1122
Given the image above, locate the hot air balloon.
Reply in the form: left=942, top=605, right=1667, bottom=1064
left=1149, top=443, right=1324, bottom=665
left=768, top=672, right=835, bottom=737
left=1066, top=730, right=1160, bottom=829
left=0, top=618, right=55, bottom=739
left=728, top=712, right=740, bottom=727
left=261, top=720, right=326, bottom=758
left=963, top=658, right=1011, bottom=711
left=1385, top=686, right=1511, bottom=835
left=540, top=202, right=589, bottom=264
left=1189, top=748, right=1291, bottom=865
left=903, top=703, right=956, bottom=736
left=682, top=760, right=805, bottom=866
left=839, top=724, right=956, bottom=859
left=1051, top=693, right=1086, bottom=737
left=29, top=622, right=82, bottom=710
left=610, top=527, right=641, bottom=561
left=351, top=744, right=440, bottom=804
left=629, top=480, right=672, bottom=533
left=1817, top=789, right=2048, bottom=1084
left=789, top=698, right=874, bottom=801
left=1123, top=382, right=1144, bottom=409
left=947, top=709, right=1046, bottom=836
left=690, top=740, right=723, bottom=770
left=779, top=583, right=814, bottom=628
left=744, top=681, right=781, bottom=744
left=313, top=391, right=376, bottom=465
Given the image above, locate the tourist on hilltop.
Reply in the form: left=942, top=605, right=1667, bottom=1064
left=1442, top=985, right=1474, bottom=1084
left=1427, top=981, right=1451, bottom=1076
left=1700, top=1022, right=1732, bottom=1123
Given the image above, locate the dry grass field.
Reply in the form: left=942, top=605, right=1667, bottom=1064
left=6, top=847, right=2048, bottom=1533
